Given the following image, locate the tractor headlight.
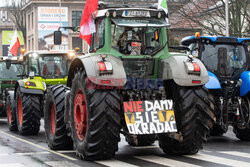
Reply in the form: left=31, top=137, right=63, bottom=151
left=68, top=52, right=76, bottom=59
left=32, top=53, right=38, bottom=58
left=25, top=81, right=36, bottom=87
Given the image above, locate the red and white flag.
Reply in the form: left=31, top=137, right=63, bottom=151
left=79, top=0, right=98, bottom=46
left=9, top=30, right=20, bottom=56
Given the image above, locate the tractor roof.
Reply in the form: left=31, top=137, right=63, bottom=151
left=0, top=56, right=18, bottom=61
left=23, top=50, right=75, bottom=56
left=181, top=36, right=250, bottom=46
left=95, top=2, right=168, bottom=19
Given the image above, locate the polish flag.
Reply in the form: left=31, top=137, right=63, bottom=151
left=79, top=0, right=98, bottom=46
left=9, top=30, right=20, bottom=56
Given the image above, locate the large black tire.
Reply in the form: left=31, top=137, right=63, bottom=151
left=158, top=84, right=214, bottom=155
left=0, top=105, right=6, bottom=117
left=70, top=70, right=121, bottom=160
left=44, top=85, right=73, bottom=150
left=124, top=134, right=156, bottom=146
left=6, top=93, right=18, bottom=131
left=0, top=97, right=6, bottom=117
left=16, top=88, right=41, bottom=135
left=233, top=95, right=250, bottom=141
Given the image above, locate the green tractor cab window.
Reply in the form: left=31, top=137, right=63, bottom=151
left=28, top=53, right=68, bottom=79
left=0, top=61, right=24, bottom=79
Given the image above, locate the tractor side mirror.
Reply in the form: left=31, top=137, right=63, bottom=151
left=6, top=59, right=11, bottom=69
left=54, top=31, right=62, bottom=45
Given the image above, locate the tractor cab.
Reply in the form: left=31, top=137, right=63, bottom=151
left=0, top=56, right=24, bottom=116
left=21, top=50, right=77, bottom=86
left=182, top=35, right=250, bottom=79
left=89, top=6, right=169, bottom=78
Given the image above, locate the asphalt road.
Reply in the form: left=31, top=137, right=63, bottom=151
left=0, top=118, right=250, bottom=167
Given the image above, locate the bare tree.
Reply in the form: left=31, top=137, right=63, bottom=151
left=6, top=0, right=26, bottom=43
left=175, top=0, right=250, bottom=37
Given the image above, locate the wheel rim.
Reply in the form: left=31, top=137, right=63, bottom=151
left=8, top=103, right=11, bottom=123
left=74, top=89, right=87, bottom=141
left=18, top=95, right=23, bottom=125
left=49, top=103, right=56, bottom=136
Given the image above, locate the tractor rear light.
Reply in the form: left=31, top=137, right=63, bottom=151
left=192, top=80, right=201, bottom=84
left=184, top=62, right=201, bottom=75
left=193, top=63, right=200, bottom=72
left=101, top=80, right=111, bottom=84
left=98, top=62, right=106, bottom=71
left=97, top=61, right=113, bottom=74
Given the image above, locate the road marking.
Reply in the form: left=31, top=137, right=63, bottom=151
left=0, top=130, right=77, bottom=161
left=15, top=151, right=50, bottom=156
left=45, top=161, right=80, bottom=167
left=57, top=150, right=76, bottom=153
left=0, top=153, right=9, bottom=156
left=131, top=145, right=159, bottom=149
left=0, top=163, right=26, bottom=167
left=218, top=151, right=250, bottom=159
left=96, top=159, right=139, bottom=167
left=200, top=150, right=211, bottom=153
left=186, top=153, right=250, bottom=167
left=135, top=155, right=202, bottom=167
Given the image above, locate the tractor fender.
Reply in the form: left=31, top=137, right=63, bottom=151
left=7, top=91, right=14, bottom=97
left=205, top=71, right=221, bottom=89
left=14, top=80, right=44, bottom=99
left=240, top=71, right=250, bottom=96
left=67, top=55, right=127, bottom=87
left=159, top=55, right=209, bottom=86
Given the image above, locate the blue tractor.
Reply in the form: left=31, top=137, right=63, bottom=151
left=181, top=34, right=250, bottom=140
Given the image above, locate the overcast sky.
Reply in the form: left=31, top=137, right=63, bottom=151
left=0, top=0, right=12, bottom=7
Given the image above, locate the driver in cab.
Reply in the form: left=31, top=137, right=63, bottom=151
left=118, top=27, right=141, bottom=54
left=42, top=59, right=62, bottom=76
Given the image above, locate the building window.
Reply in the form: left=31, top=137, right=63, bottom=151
left=72, top=37, right=82, bottom=52
left=72, top=11, right=82, bottom=27
left=32, top=38, right=34, bottom=50
left=28, top=39, right=30, bottom=51
left=28, top=14, right=30, bottom=31
left=31, top=12, right=33, bottom=30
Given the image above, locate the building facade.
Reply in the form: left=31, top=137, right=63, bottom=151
left=22, top=0, right=88, bottom=52
left=22, top=0, right=190, bottom=52
left=0, top=8, right=25, bottom=58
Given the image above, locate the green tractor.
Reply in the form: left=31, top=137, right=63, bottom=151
left=0, top=57, right=24, bottom=118
left=7, top=50, right=76, bottom=134
left=45, top=4, right=215, bottom=160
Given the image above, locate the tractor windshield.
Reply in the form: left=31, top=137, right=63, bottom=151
left=0, top=62, right=24, bottom=79
left=111, top=18, right=164, bottom=55
left=28, top=54, right=68, bottom=78
left=200, top=44, right=247, bottom=76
